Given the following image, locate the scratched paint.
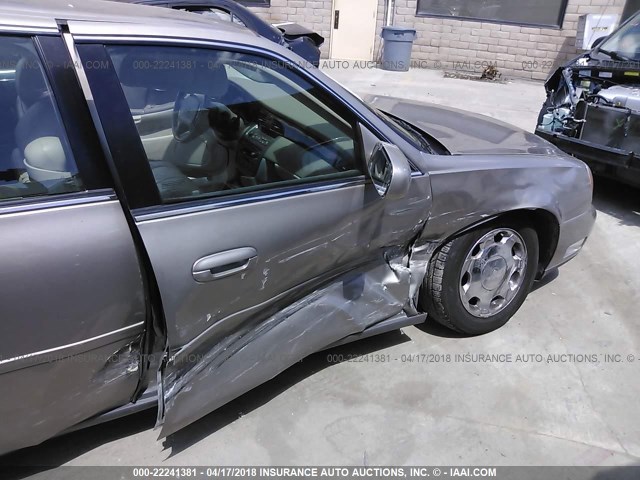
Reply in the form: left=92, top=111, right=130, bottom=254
left=158, top=239, right=433, bottom=437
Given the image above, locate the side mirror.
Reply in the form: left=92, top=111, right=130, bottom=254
left=367, top=142, right=411, bottom=199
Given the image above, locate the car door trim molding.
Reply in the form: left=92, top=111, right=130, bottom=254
left=0, top=190, right=117, bottom=216
left=0, top=25, right=57, bottom=35
left=134, top=176, right=367, bottom=221
left=0, top=322, right=144, bottom=375
left=135, top=173, right=421, bottom=222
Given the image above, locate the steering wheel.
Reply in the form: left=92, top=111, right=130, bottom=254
left=305, top=136, right=353, bottom=171
left=172, top=91, right=207, bottom=143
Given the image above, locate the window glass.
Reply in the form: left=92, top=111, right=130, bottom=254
left=416, top=0, right=567, bottom=28
left=0, top=37, right=83, bottom=201
left=106, top=46, right=361, bottom=203
left=599, top=13, right=640, bottom=60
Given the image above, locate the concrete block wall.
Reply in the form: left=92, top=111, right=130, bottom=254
left=379, top=0, right=627, bottom=80
left=249, top=0, right=627, bottom=80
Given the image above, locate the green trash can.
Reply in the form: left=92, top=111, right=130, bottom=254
left=381, top=26, right=417, bottom=71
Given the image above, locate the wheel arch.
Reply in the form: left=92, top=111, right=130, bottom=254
left=436, top=208, right=560, bottom=279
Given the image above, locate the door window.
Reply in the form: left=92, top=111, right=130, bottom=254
left=0, top=36, right=83, bottom=201
left=106, top=45, right=361, bottom=203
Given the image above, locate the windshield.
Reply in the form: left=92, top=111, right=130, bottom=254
left=598, top=12, right=640, bottom=60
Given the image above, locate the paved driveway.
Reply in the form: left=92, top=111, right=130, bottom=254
left=2, top=66, right=639, bottom=472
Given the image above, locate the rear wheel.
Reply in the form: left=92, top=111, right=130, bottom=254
left=420, top=224, right=539, bottom=335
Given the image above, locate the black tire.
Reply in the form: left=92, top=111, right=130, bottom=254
left=420, top=223, right=539, bottom=335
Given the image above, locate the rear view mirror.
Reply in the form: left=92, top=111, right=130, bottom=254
left=367, top=142, right=411, bottom=199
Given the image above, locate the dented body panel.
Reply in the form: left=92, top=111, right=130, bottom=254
left=366, top=96, right=593, bottom=226
left=366, top=96, right=561, bottom=156
left=0, top=0, right=596, bottom=455
left=0, top=197, right=145, bottom=454
left=366, top=94, right=595, bottom=273
left=135, top=176, right=432, bottom=436
left=148, top=92, right=593, bottom=436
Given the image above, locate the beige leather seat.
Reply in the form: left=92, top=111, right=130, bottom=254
left=14, top=56, right=76, bottom=184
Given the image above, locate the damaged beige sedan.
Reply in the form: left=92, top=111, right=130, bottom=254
left=0, top=0, right=595, bottom=454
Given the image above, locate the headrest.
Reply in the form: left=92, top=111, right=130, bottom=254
left=15, top=56, right=48, bottom=108
left=117, top=49, right=229, bottom=99
left=23, top=137, right=72, bottom=182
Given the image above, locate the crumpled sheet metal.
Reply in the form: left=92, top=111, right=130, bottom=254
left=150, top=174, right=435, bottom=437
left=94, top=342, right=141, bottom=386
left=0, top=339, right=142, bottom=455
left=406, top=239, right=439, bottom=315
left=157, top=239, right=434, bottom=438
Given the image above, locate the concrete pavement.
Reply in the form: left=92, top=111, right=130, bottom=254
left=319, top=63, right=546, bottom=132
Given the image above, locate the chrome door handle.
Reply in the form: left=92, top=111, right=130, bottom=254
left=192, top=247, right=257, bottom=282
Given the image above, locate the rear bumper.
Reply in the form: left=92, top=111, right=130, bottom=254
left=536, top=128, right=640, bottom=188
left=547, top=206, right=597, bottom=271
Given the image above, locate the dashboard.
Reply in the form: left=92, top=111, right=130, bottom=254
left=232, top=102, right=356, bottom=187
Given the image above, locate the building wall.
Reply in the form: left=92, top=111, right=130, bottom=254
left=382, top=0, right=627, bottom=80
left=250, top=0, right=629, bottom=80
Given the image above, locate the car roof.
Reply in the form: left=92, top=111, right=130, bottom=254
left=0, top=0, right=265, bottom=46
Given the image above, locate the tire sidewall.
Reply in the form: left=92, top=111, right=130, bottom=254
left=437, top=224, right=539, bottom=335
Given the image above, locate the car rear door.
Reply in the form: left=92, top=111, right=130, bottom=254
left=0, top=34, right=145, bottom=454
left=74, top=35, right=431, bottom=437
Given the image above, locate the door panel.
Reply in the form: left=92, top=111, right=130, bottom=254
left=0, top=33, right=146, bottom=454
left=330, top=0, right=378, bottom=60
left=160, top=236, right=420, bottom=436
left=83, top=40, right=432, bottom=436
left=140, top=178, right=431, bottom=437
left=138, top=183, right=423, bottom=349
left=0, top=197, right=146, bottom=454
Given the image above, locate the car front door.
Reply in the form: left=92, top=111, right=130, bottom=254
left=77, top=39, right=431, bottom=437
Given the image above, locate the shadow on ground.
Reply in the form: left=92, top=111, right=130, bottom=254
left=592, top=177, right=640, bottom=228
left=0, top=330, right=411, bottom=476
left=162, top=330, right=411, bottom=457
left=415, top=266, right=560, bottom=339
left=0, top=408, right=158, bottom=478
